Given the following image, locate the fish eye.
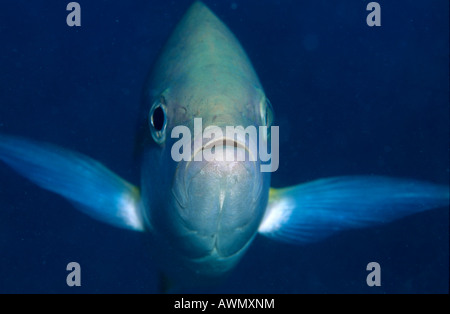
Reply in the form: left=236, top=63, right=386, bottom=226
left=260, top=97, right=274, bottom=127
left=259, top=96, right=274, bottom=142
left=152, top=106, right=165, bottom=131
left=149, top=101, right=167, bottom=144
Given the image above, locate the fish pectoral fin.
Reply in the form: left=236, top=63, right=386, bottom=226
left=258, top=176, right=449, bottom=245
left=0, top=134, right=144, bottom=231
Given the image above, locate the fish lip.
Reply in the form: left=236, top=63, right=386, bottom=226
left=202, top=137, right=249, bottom=154
left=188, top=137, right=254, bottom=166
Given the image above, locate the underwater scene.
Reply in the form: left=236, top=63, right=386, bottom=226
left=0, top=0, right=448, bottom=294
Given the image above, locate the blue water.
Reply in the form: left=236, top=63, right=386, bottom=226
left=0, top=0, right=448, bottom=293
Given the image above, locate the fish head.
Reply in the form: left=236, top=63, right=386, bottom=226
left=145, top=87, right=274, bottom=256
left=139, top=1, right=275, bottom=278
left=140, top=85, right=275, bottom=280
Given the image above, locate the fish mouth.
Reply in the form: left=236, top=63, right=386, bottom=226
left=189, top=137, right=257, bottom=165
left=184, top=136, right=259, bottom=200
left=171, top=134, right=263, bottom=258
left=172, top=136, right=258, bottom=213
left=203, top=138, right=245, bottom=150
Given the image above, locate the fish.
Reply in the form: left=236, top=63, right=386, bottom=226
left=0, top=1, right=448, bottom=291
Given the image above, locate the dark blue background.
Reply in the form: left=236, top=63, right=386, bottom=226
left=0, top=0, right=448, bottom=293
